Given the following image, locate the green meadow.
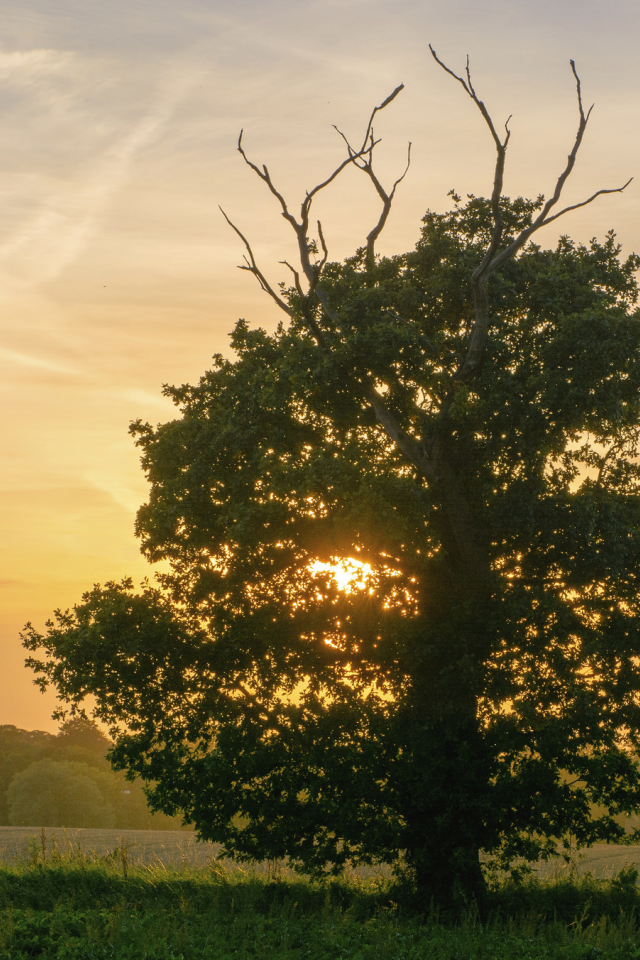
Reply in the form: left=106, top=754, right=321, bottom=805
left=2, top=829, right=640, bottom=958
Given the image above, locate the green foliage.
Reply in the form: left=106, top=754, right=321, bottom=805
left=7, top=759, right=115, bottom=829
left=0, top=727, right=56, bottom=824
left=56, top=716, right=111, bottom=756
left=0, top=722, right=184, bottom=831
left=2, top=859, right=640, bottom=958
left=22, top=194, right=640, bottom=903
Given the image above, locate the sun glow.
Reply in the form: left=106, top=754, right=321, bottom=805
left=310, top=558, right=374, bottom=593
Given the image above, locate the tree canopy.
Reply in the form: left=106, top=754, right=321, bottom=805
left=22, top=52, right=640, bottom=909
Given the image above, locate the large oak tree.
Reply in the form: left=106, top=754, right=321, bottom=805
left=23, top=52, right=640, bottom=909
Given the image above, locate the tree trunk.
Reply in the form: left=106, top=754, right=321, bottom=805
left=402, top=712, right=489, bottom=914
left=399, top=564, right=493, bottom=914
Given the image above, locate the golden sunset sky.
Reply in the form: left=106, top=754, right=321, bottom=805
left=2, top=0, right=640, bottom=731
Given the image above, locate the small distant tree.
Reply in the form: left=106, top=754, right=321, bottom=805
left=23, top=52, right=640, bottom=909
left=0, top=726, right=56, bottom=824
left=7, top=759, right=115, bottom=829
left=0, top=720, right=185, bottom=831
left=56, top=716, right=111, bottom=756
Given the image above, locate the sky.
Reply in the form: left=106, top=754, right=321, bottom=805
left=2, top=0, right=640, bottom=732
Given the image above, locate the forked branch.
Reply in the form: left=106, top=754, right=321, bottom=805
left=225, top=86, right=410, bottom=333
left=490, top=62, right=631, bottom=271
left=365, top=141, right=412, bottom=265
left=430, top=48, right=633, bottom=383
left=429, top=45, right=510, bottom=280
left=236, top=121, right=396, bottom=284
left=219, top=206, right=293, bottom=317
left=333, top=85, right=411, bottom=265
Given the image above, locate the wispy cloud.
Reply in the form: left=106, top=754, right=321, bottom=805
left=82, top=465, right=148, bottom=514
left=0, top=48, right=82, bottom=121
left=0, top=346, right=80, bottom=377
left=0, top=48, right=72, bottom=82
left=0, top=57, right=206, bottom=284
left=119, top=388, right=178, bottom=412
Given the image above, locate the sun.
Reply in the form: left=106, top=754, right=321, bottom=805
left=309, top=558, right=374, bottom=593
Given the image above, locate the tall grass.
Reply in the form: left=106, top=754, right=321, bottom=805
left=1, top=836, right=640, bottom=958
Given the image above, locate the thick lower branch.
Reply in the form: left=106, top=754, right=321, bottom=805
left=367, top=387, right=490, bottom=595
left=456, top=278, right=489, bottom=382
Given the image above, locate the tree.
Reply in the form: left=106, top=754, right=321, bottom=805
left=23, top=51, right=640, bottom=910
left=7, top=759, right=116, bottom=829
left=0, top=726, right=56, bottom=824
left=0, top=719, right=187, bottom=830
left=56, top=715, right=112, bottom=756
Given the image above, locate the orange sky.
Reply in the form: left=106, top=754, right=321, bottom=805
left=3, top=0, right=640, bottom=731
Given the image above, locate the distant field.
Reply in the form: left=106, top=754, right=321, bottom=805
left=1, top=826, right=639, bottom=880
left=534, top=843, right=640, bottom=880
left=0, top=826, right=225, bottom=870
left=0, top=826, right=388, bottom=879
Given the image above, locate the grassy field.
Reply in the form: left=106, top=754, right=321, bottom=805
left=2, top=832, right=640, bottom=957
left=0, top=827, right=391, bottom=880
left=3, top=826, right=640, bottom=877
left=0, top=827, right=212, bottom=871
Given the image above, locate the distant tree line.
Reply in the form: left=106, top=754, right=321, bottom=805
left=0, top=717, right=188, bottom=830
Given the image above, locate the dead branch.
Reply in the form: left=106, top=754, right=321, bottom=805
left=430, top=49, right=633, bottom=385
left=429, top=46, right=511, bottom=381
left=301, top=146, right=379, bottom=214
left=237, top=126, right=387, bottom=287
left=279, top=259, right=305, bottom=300
left=219, top=206, right=293, bottom=316
left=237, top=130, right=299, bottom=235
left=365, top=141, right=412, bottom=265
left=429, top=47, right=508, bottom=156
left=226, top=87, right=409, bottom=331
left=332, top=88, right=411, bottom=265
left=482, top=59, right=630, bottom=271
left=527, top=179, right=633, bottom=230
left=360, top=84, right=405, bottom=155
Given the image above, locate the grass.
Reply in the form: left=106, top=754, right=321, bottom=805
left=2, top=835, right=640, bottom=957
left=0, top=828, right=205, bottom=871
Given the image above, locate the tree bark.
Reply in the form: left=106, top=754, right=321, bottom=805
left=398, top=496, right=493, bottom=911
left=402, top=697, right=490, bottom=913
